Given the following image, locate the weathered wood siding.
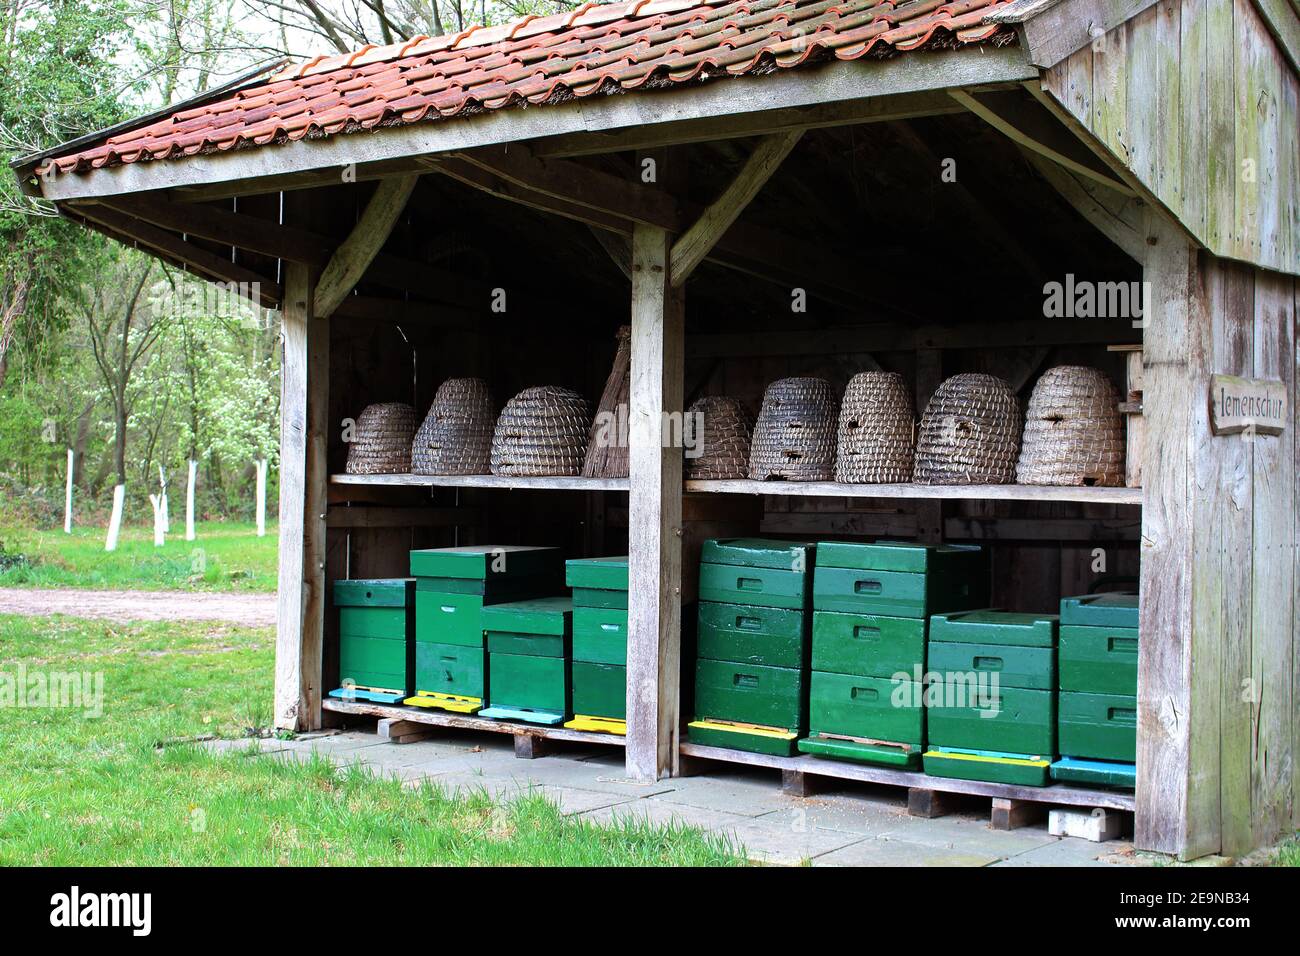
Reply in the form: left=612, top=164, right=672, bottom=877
left=1139, top=228, right=1297, bottom=857
left=1043, top=0, right=1300, bottom=277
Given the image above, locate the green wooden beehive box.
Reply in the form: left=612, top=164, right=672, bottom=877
left=928, top=610, right=1058, bottom=648
left=813, top=542, right=988, bottom=618
left=413, top=642, right=485, bottom=702
left=696, top=601, right=807, bottom=669
left=925, top=685, right=1056, bottom=756
left=798, top=671, right=924, bottom=768
left=690, top=658, right=806, bottom=755
left=571, top=662, right=626, bottom=721
left=927, top=641, right=1056, bottom=691
left=1058, top=691, right=1137, bottom=762
left=810, top=610, right=925, bottom=678
left=572, top=605, right=628, bottom=665
left=332, top=578, right=415, bottom=703
left=411, top=546, right=563, bottom=649
left=1059, top=625, right=1139, bottom=695
left=1060, top=591, right=1139, bottom=629
left=565, top=555, right=629, bottom=592
left=697, top=538, right=815, bottom=610
left=480, top=596, right=572, bottom=725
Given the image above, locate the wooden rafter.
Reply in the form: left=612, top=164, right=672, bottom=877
left=315, top=174, right=419, bottom=317
left=72, top=203, right=280, bottom=306
left=99, top=194, right=333, bottom=266
left=1022, top=148, right=1148, bottom=264
left=670, top=131, right=803, bottom=286
left=948, top=89, right=1133, bottom=194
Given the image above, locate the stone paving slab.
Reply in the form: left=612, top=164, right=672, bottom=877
left=201, top=729, right=1140, bottom=866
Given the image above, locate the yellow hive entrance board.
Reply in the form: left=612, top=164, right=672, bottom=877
left=564, top=715, right=628, bottom=735
left=403, top=691, right=482, bottom=714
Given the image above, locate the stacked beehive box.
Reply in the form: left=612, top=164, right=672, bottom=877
left=1052, top=592, right=1139, bottom=788
left=405, top=546, right=562, bottom=714
left=479, top=596, right=573, bottom=725
left=331, top=579, right=416, bottom=703
left=923, top=611, right=1058, bottom=786
left=565, top=556, right=629, bottom=735
left=800, top=543, right=988, bottom=768
left=689, top=538, right=815, bottom=756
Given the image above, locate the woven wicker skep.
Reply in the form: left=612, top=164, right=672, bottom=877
left=490, top=386, right=592, bottom=477
left=913, top=373, right=1021, bottom=485
left=685, top=396, right=753, bottom=480
left=411, top=378, right=495, bottom=475
left=1016, top=366, right=1125, bottom=487
left=346, top=403, right=416, bottom=475
left=836, top=371, right=915, bottom=484
left=749, top=377, right=839, bottom=481
left=583, top=326, right=631, bottom=479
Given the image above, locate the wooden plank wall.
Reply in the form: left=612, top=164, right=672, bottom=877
left=1146, top=243, right=1297, bottom=858
left=1042, top=0, right=1300, bottom=277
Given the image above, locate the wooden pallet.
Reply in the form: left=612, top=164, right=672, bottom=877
left=322, top=697, right=626, bottom=759
left=679, top=742, right=1133, bottom=830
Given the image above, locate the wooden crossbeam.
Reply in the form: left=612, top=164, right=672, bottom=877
left=670, top=131, right=803, bottom=286
left=315, top=174, right=419, bottom=317
left=948, top=89, right=1133, bottom=194
left=72, top=203, right=281, bottom=306
left=427, top=156, right=632, bottom=234
left=99, top=194, right=333, bottom=266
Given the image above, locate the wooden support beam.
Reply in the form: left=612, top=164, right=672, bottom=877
left=626, top=222, right=685, bottom=782
left=670, top=131, right=803, bottom=287
left=907, top=787, right=953, bottom=818
left=71, top=203, right=281, bottom=306
left=948, top=89, right=1133, bottom=193
left=1023, top=149, right=1148, bottom=264
left=590, top=226, right=632, bottom=280
left=1136, top=213, right=1217, bottom=859
left=991, top=796, right=1046, bottom=830
left=274, top=261, right=328, bottom=731
left=514, top=734, right=553, bottom=759
left=315, top=175, right=418, bottom=318
left=99, top=194, right=333, bottom=266
left=377, top=717, right=437, bottom=744
left=453, top=145, right=681, bottom=230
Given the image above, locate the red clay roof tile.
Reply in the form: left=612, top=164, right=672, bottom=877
left=39, top=0, right=1015, bottom=176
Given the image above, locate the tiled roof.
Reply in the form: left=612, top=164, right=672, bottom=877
left=39, top=0, right=1015, bottom=176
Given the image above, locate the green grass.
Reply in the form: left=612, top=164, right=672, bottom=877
left=0, top=521, right=278, bottom=592
left=0, top=614, right=743, bottom=865
left=1271, top=837, right=1300, bottom=866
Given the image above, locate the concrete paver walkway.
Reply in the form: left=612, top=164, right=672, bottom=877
left=0, top=587, right=276, bottom=628
left=206, top=728, right=1142, bottom=866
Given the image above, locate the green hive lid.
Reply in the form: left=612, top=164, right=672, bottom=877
left=480, top=596, right=573, bottom=635
left=565, top=556, right=629, bottom=591
left=700, top=538, right=816, bottom=570
left=816, top=541, right=984, bottom=573
left=409, top=545, right=561, bottom=580
left=333, top=578, right=413, bottom=607
left=1060, top=592, right=1140, bottom=628
left=928, top=609, right=1059, bottom=647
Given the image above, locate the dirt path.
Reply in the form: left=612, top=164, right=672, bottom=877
left=0, top=588, right=276, bottom=628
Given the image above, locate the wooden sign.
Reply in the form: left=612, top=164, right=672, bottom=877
left=1209, top=374, right=1287, bottom=436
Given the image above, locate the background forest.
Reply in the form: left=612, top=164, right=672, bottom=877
left=0, top=0, right=576, bottom=526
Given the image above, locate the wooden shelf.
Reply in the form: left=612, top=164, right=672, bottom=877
left=685, top=479, right=1143, bottom=506
left=679, top=743, right=1135, bottom=811
left=322, top=698, right=626, bottom=747
left=329, top=473, right=628, bottom=492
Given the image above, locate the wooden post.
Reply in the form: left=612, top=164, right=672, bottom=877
left=105, top=483, right=124, bottom=552
left=274, top=262, right=328, bottom=732
left=1136, top=215, right=1217, bottom=858
left=255, top=458, right=268, bottom=537
left=185, top=459, right=197, bottom=541
left=625, top=222, right=684, bottom=781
